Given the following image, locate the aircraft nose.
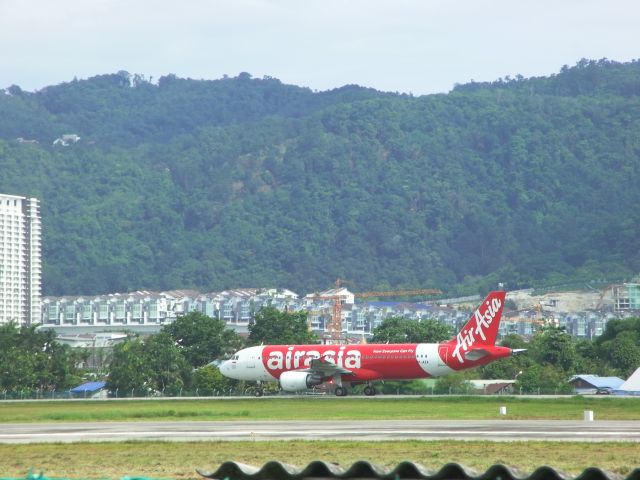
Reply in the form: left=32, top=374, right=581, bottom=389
left=219, top=361, right=229, bottom=374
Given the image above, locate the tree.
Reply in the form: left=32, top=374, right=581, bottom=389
left=143, top=333, right=193, bottom=395
left=248, top=307, right=317, bottom=345
left=574, top=338, right=613, bottom=376
left=4, top=61, right=640, bottom=296
left=434, top=371, right=473, bottom=394
left=594, top=317, right=640, bottom=377
left=609, top=333, right=640, bottom=378
left=370, top=317, right=452, bottom=344
left=595, top=317, right=640, bottom=344
left=0, top=324, right=86, bottom=392
left=107, top=337, right=151, bottom=395
left=530, top=326, right=578, bottom=372
left=106, top=333, right=192, bottom=396
left=480, top=334, right=532, bottom=379
left=163, top=311, right=244, bottom=367
left=377, top=379, right=429, bottom=395
left=37, top=333, right=87, bottom=390
left=192, top=365, right=236, bottom=394
left=515, top=364, right=573, bottom=394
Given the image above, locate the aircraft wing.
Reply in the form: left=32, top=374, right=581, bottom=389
left=306, top=358, right=354, bottom=376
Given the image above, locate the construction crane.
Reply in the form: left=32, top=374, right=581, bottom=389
left=312, top=281, right=442, bottom=343
left=307, top=278, right=354, bottom=342
left=308, top=294, right=345, bottom=342
left=355, top=289, right=442, bottom=299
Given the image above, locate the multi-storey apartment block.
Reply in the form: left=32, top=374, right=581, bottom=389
left=613, top=283, right=640, bottom=311
left=0, top=194, right=41, bottom=325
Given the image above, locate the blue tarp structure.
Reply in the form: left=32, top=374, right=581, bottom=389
left=69, top=381, right=106, bottom=394
left=570, top=375, right=624, bottom=390
left=570, top=375, right=624, bottom=394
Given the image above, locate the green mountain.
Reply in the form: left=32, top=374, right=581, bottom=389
left=1, top=59, right=639, bottom=296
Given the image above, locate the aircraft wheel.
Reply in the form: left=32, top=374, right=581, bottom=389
left=254, top=388, right=264, bottom=397
left=334, top=386, right=347, bottom=397
left=363, top=385, right=376, bottom=396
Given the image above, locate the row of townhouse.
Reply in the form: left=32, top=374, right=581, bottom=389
left=337, top=303, right=623, bottom=340
left=39, top=287, right=637, bottom=339
left=501, top=309, right=634, bottom=339
left=557, top=311, right=624, bottom=339
left=40, top=287, right=466, bottom=337
left=338, top=302, right=470, bottom=338
left=40, top=288, right=299, bottom=334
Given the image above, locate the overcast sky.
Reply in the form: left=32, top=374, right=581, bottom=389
left=1, top=0, right=638, bottom=95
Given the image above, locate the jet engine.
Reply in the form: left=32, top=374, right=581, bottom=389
left=279, top=371, right=323, bottom=392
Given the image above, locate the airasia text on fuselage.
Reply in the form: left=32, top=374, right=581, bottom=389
left=263, top=346, right=362, bottom=374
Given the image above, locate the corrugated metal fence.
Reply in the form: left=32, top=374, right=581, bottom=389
left=198, top=461, right=640, bottom=480
left=3, top=462, right=640, bottom=480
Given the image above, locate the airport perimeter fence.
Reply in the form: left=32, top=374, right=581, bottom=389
left=0, top=388, right=245, bottom=401
left=0, top=385, right=571, bottom=400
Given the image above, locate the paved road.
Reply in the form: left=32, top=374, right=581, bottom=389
left=1, top=420, right=639, bottom=443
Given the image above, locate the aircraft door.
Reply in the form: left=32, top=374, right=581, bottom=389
left=438, top=345, right=448, bottom=366
left=247, top=354, right=255, bottom=368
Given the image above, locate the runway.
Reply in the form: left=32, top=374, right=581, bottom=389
left=1, top=419, right=639, bottom=443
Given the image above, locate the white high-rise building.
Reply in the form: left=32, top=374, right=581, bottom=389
left=0, top=194, right=42, bottom=325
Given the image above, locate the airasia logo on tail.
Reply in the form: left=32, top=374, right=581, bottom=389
left=452, top=296, right=502, bottom=364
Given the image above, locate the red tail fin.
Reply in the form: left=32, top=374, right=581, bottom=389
left=448, top=291, right=506, bottom=362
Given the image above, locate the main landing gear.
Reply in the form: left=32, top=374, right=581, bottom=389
left=334, top=386, right=348, bottom=396
left=333, top=374, right=348, bottom=397
left=335, top=384, right=376, bottom=396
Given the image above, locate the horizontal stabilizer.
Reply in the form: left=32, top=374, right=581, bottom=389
left=463, top=348, right=490, bottom=361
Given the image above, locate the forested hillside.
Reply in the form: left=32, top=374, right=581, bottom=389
left=1, top=59, right=639, bottom=296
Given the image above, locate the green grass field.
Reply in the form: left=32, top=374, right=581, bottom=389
left=1, top=397, right=639, bottom=479
left=0, top=396, right=639, bottom=423
left=0, top=440, right=638, bottom=479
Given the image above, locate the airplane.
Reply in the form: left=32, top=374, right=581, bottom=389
left=219, top=290, right=524, bottom=396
